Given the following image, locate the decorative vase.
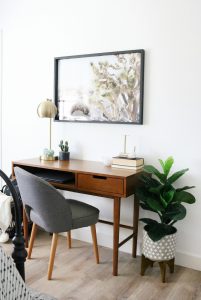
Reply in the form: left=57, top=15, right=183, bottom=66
left=142, top=229, right=177, bottom=261
left=59, top=151, right=70, bottom=161
left=40, top=148, right=56, bottom=161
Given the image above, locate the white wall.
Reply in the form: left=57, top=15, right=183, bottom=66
left=0, top=0, right=201, bottom=271
left=0, top=30, right=2, bottom=172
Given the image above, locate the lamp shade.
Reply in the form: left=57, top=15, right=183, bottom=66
left=37, top=99, right=57, bottom=118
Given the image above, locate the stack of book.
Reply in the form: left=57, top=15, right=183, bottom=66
left=111, top=157, right=144, bottom=170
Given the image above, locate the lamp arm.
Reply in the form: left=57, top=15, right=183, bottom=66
left=49, top=118, right=52, bottom=150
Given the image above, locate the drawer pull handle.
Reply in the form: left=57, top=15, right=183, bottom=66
left=93, top=175, right=107, bottom=180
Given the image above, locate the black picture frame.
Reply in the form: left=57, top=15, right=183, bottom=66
left=54, top=49, right=145, bottom=124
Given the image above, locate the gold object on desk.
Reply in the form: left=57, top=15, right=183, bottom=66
left=37, top=99, right=57, bottom=161
left=40, top=155, right=57, bottom=161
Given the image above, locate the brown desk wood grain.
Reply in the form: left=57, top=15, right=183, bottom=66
left=12, top=157, right=142, bottom=276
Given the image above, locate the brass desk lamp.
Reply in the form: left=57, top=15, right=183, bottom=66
left=37, top=99, right=57, bottom=160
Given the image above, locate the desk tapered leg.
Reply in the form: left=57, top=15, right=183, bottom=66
left=23, top=207, right=28, bottom=248
left=132, top=194, right=139, bottom=257
left=113, top=197, right=121, bottom=276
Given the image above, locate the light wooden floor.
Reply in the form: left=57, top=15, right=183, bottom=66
left=2, top=231, right=201, bottom=300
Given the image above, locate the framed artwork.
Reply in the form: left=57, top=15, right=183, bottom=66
left=54, top=49, right=145, bottom=124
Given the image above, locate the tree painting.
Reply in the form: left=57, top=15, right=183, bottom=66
left=56, top=50, right=144, bottom=124
left=89, top=53, right=142, bottom=123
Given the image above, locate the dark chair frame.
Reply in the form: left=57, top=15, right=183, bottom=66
left=0, top=169, right=27, bottom=280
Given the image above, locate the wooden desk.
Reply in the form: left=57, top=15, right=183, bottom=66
left=12, top=158, right=141, bottom=276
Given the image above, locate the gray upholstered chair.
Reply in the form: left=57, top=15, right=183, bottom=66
left=14, top=167, right=100, bottom=280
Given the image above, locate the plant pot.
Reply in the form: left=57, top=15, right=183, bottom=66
left=59, top=151, right=70, bottom=161
left=142, top=229, right=177, bottom=261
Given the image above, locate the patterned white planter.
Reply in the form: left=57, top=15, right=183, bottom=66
left=142, top=229, right=177, bottom=261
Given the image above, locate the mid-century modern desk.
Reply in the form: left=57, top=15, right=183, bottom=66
left=12, top=158, right=142, bottom=276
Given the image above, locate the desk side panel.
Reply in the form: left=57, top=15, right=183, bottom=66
left=125, top=172, right=142, bottom=197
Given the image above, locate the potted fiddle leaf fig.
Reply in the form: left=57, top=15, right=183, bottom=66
left=137, top=156, right=196, bottom=261
left=58, top=140, right=70, bottom=161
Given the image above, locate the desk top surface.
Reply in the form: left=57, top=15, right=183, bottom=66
left=12, top=157, right=142, bottom=179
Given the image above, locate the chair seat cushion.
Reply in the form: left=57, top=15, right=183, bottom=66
left=68, top=199, right=99, bottom=229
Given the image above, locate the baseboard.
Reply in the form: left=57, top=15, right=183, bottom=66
left=175, top=250, right=201, bottom=271
left=61, top=223, right=201, bottom=272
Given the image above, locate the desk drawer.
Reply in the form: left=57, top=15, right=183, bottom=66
left=77, top=174, right=124, bottom=195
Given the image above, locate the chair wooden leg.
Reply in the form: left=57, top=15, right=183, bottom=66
left=47, top=233, right=58, bottom=280
left=27, top=223, right=37, bottom=259
left=67, top=231, right=72, bottom=249
left=90, top=224, right=99, bottom=264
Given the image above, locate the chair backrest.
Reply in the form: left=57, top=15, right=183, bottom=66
left=14, top=167, right=72, bottom=233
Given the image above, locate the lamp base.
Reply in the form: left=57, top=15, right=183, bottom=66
left=40, top=155, right=58, bottom=161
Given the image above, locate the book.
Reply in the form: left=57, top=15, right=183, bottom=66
left=112, top=157, right=144, bottom=167
left=111, top=164, right=144, bottom=170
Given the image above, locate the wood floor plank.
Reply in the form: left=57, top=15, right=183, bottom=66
left=2, top=230, right=201, bottom=300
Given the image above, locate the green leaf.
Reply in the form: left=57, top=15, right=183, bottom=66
left=163, top=157, right=174, bottom=176
left=176, top=186, right=195, bottom=192
left=159, top=159, right=165, bottom=171
left=164, top=203, right=186, bottom=221
left=146, top=197, right=164, bottom=212
left=149, top=185, right=163, bottom=195
left=146, top=222, right=176, bottom=242
left=163, top=189, right=175, bottom=204
left=167, top=168, right=189, bottom=185
left=160, top=194, right=168, bottom=208
left=174, top=191, right=196, bottom=204
left=136, top=188, right=149, bottom=203
left=144, top=165, right=166, bottom=183
left=140, top=174, right=161, bottom=189
left=137, top=185, right=165, bottom=212
left=140, top=218, right=158, bottom=226
left=144, top=165, right=161, bottom=175
left=140, top=202, right=156, bottom=213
